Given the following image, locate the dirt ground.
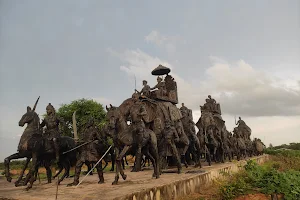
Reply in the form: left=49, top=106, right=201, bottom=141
left=0, top=160, right=251, bottom=200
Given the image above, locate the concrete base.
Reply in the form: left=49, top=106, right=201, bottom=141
left=116, top=155, right=269, bottom=200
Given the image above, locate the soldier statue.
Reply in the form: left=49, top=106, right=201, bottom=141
left=67, top=118, right=105, bottom=186
left=135, top=80, right=151, bottom=97
left=163, top=120, right=182, bottom=174
left=150, top=76, right=167, bottom=98
left=129, top=101, right=149, bottom=171
left=40, top=103, right=63, bottom=162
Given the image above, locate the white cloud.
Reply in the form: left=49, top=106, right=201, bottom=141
left=145, top=30, right=186, bottom=54
left=108, top=48, right=300, bottom=117
left=107, top=47, right=300, bottom=146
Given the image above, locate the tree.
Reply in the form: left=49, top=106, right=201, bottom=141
left=56, top=98, right=107, bottom=138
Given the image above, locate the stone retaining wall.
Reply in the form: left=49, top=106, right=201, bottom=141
left=114, top=155, right=269, bottom=200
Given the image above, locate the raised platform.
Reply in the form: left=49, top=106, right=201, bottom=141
left=0, top=155, right=269, bottom=200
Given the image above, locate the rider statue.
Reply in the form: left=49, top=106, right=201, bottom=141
left=68, top=118, right=105, bottom=186
left=207, top=95, right=216, bottom=104
left=163, top=120, right=182, bottom=174
left=206, top=95, right=216, bottom=112
left=150, top=76, right=167, bottom=98
left=40, top=103, right=63, bottom=162
left=180, top=103, right=188, bottom=112
left=135, top=80, right=151, bottom=97
left=236, top=116, right=246, bottom=127
left=235, top=116, right=251, bottom=140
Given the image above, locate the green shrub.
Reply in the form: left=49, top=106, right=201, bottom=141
left=218, top=151, right=300, bottom=200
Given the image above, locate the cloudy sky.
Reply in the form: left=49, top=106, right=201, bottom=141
left=0, top=0, right=299, bottom=160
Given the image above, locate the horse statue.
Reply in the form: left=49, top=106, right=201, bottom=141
left=4, top=98, right=76, bottom=190
left=106, top=105, right=160, bottom=185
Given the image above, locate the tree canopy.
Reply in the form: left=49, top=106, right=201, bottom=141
left=56, top=98, right=107, bottom=138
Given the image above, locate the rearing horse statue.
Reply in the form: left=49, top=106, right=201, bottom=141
left=4, top=97, right=45, bottom=187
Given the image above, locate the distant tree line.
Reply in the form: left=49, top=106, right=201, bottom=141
left=268, top=143, right=300, bottom=150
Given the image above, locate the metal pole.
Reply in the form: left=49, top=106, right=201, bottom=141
left=76, top=145, right=113, bottom=188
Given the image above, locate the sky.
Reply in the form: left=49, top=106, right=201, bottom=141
left=0, top=0, right=299, bottom=160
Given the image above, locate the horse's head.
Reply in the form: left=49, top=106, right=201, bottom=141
left=106, top=104, right=122, bottom=130
left=19, top=106, right=39, bottom=127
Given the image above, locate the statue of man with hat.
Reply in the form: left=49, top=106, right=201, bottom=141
left=135, top=80, right=151, bottom=97
left=150, top=76, right=167, bottom=98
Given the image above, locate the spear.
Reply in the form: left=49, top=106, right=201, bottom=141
left=134, top=74, right=137, bottom=92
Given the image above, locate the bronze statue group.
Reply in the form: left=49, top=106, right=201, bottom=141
left=3, top=65, right=266, bottom=190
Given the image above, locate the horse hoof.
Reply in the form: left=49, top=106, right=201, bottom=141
left=122, top=174, right=127, bottom=180
left=67, top=182, right=77, bottom=187
left=112, top=181, right=118, bottom=185
left=110, top=169, right=114, bottom=172
left=131, top=168, right=137, bottom=172
left=98, top=180, right=104, bottom=184
left=25, top=186, right=32, bottom=191
left=7, top=177, right=12, bottom=182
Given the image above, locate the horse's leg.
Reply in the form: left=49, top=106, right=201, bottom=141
left=205, top=146, right=212, bottom=166
left=25, top=152, right=38, bottom=191
left=67, top=159, right=84, bottom=186
left=53, top=165, right=63, bottom=179
left=110, top=150, right=115, bottom=172
left=102, top=157, right=109, bottom=171
left=134, top=145, right=143, bottom=172
left=96, top=161, right=104, bottom=184
left=116, top=146, right=131, bottom=182
left=181, top=144, right=189, bottom=168
left=145, top=149, right=156, bottom=178
left=122, top=157, right=125, bottom=170
left=149, top=144, right=160, bottom=179
left=213, top=147, right=218, bottom=163
left=14, top=156, right=31, bottom=187
left=125, top=155, right=129, bottom=166
left=45, top=162, right=52, bottom=184
left=118, top=146, right=131, bottom=180
left=194, top=139, right=202, bottom=168
left=141, top=156, right=146, bottom=168
left=112, top=148, right=120, bottom=185
left=4, top=152, right=27, bottom=182
left=58, top=161, right=69, bottom=184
